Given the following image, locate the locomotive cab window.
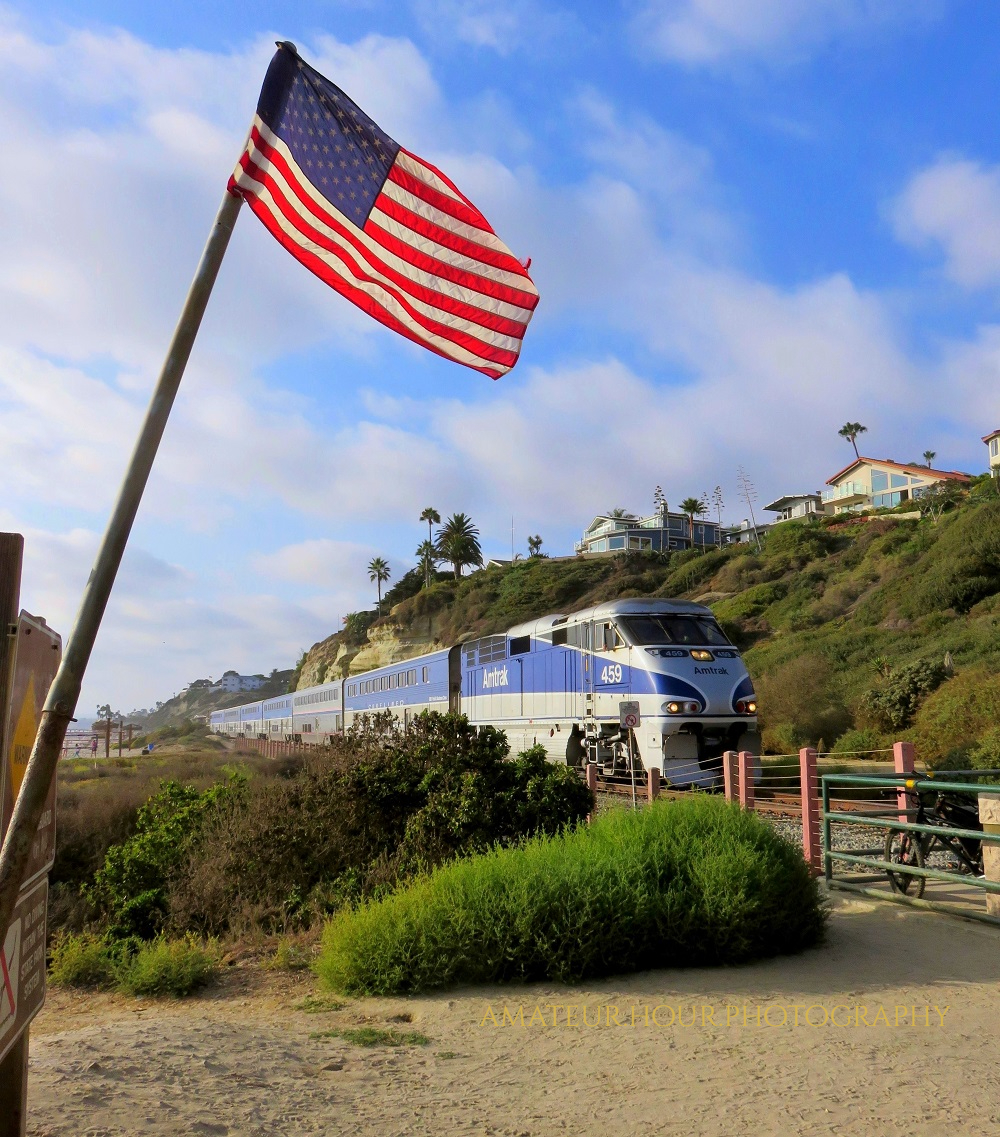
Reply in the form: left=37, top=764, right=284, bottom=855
left=599, top=623, right=623, bottom=650
left=619, top=615, right=731, bottom=647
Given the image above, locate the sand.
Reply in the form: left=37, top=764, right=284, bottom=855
left=26, top=893, right=1000, bottom=1136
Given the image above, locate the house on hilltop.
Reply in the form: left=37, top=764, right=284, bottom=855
left=984, top=429, right=1000, bottom=477
left=211, top=671, right=267, bottom=694
left=822, top=458, right=971, bottom=515
left=575, top=506, right=720, bottom=555
left=763, top=493, right=827, bottom=524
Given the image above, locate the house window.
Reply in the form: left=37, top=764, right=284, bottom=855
left=871, top=471, right=889, bottom=492
left=608, top=536, right=626, bottom=550
left=992, top=438, right=999, bottom=457
left=890, top=474, right=908, bottom=488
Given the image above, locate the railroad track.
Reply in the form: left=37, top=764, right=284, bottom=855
left=589, top=771, right=887, bottom=817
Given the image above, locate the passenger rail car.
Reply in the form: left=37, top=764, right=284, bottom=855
left=210, top=599, right=759, bottom=787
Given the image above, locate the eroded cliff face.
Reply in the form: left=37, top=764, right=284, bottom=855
left=295, top=613, right=447, bottom=690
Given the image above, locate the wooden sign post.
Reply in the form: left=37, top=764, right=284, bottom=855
left=0, top=536, right=62, bottom=1137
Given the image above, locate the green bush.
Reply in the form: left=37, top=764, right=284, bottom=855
left=49, top=932, right=217, bottom=997
left=88, top=779, right=239, bottom=940
left=912, top=668, right=1000, bottom=767
left=315, top=797, right=825, bottom=995
left=164, top=713, right=592, bottom=937
left=117, top=936, right=219, bottom=997
left=858, top=658, right=948, bottom=732
left=828, top=728, right=886, bottom=756
left=48, top=932, right=118, bottom=988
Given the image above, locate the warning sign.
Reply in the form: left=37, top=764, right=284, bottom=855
left=1, top=612, right=62, bottom=886
left=619, top=700, right=641, bottom=730
left=0, top=877, right=47, bottom=1064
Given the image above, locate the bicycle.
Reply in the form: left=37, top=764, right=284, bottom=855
left=884, top=789, right=983, bottom=898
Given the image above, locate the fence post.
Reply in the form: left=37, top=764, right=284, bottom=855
left=799, top=747, right=821, bottom=875
left=722, top=750, right=736, bottom=802
left=647, top=766, right=660, bottom=803
left=893, top=740, right=915, bottom=823
left=585, top=763, right=597, bottom=794
left=979, top=794, right=1000, bottom=918
left=737, top=751, right=754, bottom=810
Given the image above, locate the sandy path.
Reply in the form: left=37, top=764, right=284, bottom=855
left=26, top=894, right=1000, bottom=1137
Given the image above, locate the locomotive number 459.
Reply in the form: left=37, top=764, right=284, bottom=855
left=599, top=664, right=623, bottom=684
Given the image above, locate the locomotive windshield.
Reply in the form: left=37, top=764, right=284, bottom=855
left=619, top=614, right=730, bottom=647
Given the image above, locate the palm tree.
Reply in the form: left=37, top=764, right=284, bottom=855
left=415, top=540, right=439, bottom=583
left=527, top=534, right=543, bottom=557
left=367, top=556, right=391, bottom=616
left=436, top=512, right=482, bottom=579
left=923, top=450, right=936, bottom=468
left=607, top=507, right=634, bottom=518
left=419, top=507, right=440, bottom=587
left=838, top=422, right=868, bottom=461
left=679, top=496, right=707, bottom=545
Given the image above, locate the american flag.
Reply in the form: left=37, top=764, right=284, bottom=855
left=229, top=43, right=539, bottom=379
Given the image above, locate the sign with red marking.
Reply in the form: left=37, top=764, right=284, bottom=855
left=619, top=700, right=641, bottom=730
left=0, top=877, right=47, bottom=1064
left=1, top=612, right=62, bottom=887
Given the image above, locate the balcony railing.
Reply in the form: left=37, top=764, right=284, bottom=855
left=821, top=481, right=868, bottom=503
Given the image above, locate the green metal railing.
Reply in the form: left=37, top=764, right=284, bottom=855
left=821, top=771, right=1000, bottom=928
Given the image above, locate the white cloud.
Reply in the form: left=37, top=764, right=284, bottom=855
left=410, top=0, right=578, bottom=55
left=256, top=538, right=397, bottom=588
left=4, top=517, right=336, bottom=713
left=891, top=156, right=1000, bottom=288
left=631, top=0, right=938, bottom=66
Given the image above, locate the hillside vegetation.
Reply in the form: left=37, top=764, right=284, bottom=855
left=298, top=485, right=1000, bottom=767
left=136, top=670, right=295, bottom=729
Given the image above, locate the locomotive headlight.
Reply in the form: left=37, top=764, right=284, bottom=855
left=736, top=698, right=758, bottom=715
left=663, top=701, right=682, bottom=714
left=690, top=649, right=714, bottom=661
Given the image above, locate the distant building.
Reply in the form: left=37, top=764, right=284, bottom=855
left=984, top=429, right=1000, bottom=477
left=575, top=507, right=721, bottom=556
left=724, top=518, right=773, bottom=546
left=763, top=493, right=827, bottom=524
left=822, top=457, right=972, bottom=515
left=211, top=671, right=267, bottom=693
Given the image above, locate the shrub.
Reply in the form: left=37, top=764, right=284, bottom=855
left=828, top=728, right=886, bottom=756
left=315, top=797, right=826, bottom=995
left=164, top=714, right=592, bottom=938
left=48, top=932, right=117, bottom=988
left=911, top=668, right=1000, bottom=767
left=48, top=932, right=217, bottom=997
left=88, top=779, right=240, bottom=940
left=894, top=502, right=1000, bottom=616
left=858, top=658, right=948, bottom=732
left=754, top=653, right=850, bottom=749
left=116, top=936, right=219, bottom=997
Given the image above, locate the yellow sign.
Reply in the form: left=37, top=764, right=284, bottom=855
left=8, top=674, right=36, bottom=800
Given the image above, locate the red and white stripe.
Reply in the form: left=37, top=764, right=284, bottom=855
left=229, top=116, right=539, bottom=379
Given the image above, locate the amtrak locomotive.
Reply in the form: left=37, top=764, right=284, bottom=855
left=210, top=599, right=759, bottom=787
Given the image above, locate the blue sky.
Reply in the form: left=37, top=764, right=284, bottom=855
left=3, top=0, right=1000, bottom=713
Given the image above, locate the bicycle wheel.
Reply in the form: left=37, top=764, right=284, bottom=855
left=884, top=829, right=926, bottom=898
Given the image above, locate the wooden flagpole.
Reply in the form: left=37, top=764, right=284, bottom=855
left=0, top=188, right=243, bottom=945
